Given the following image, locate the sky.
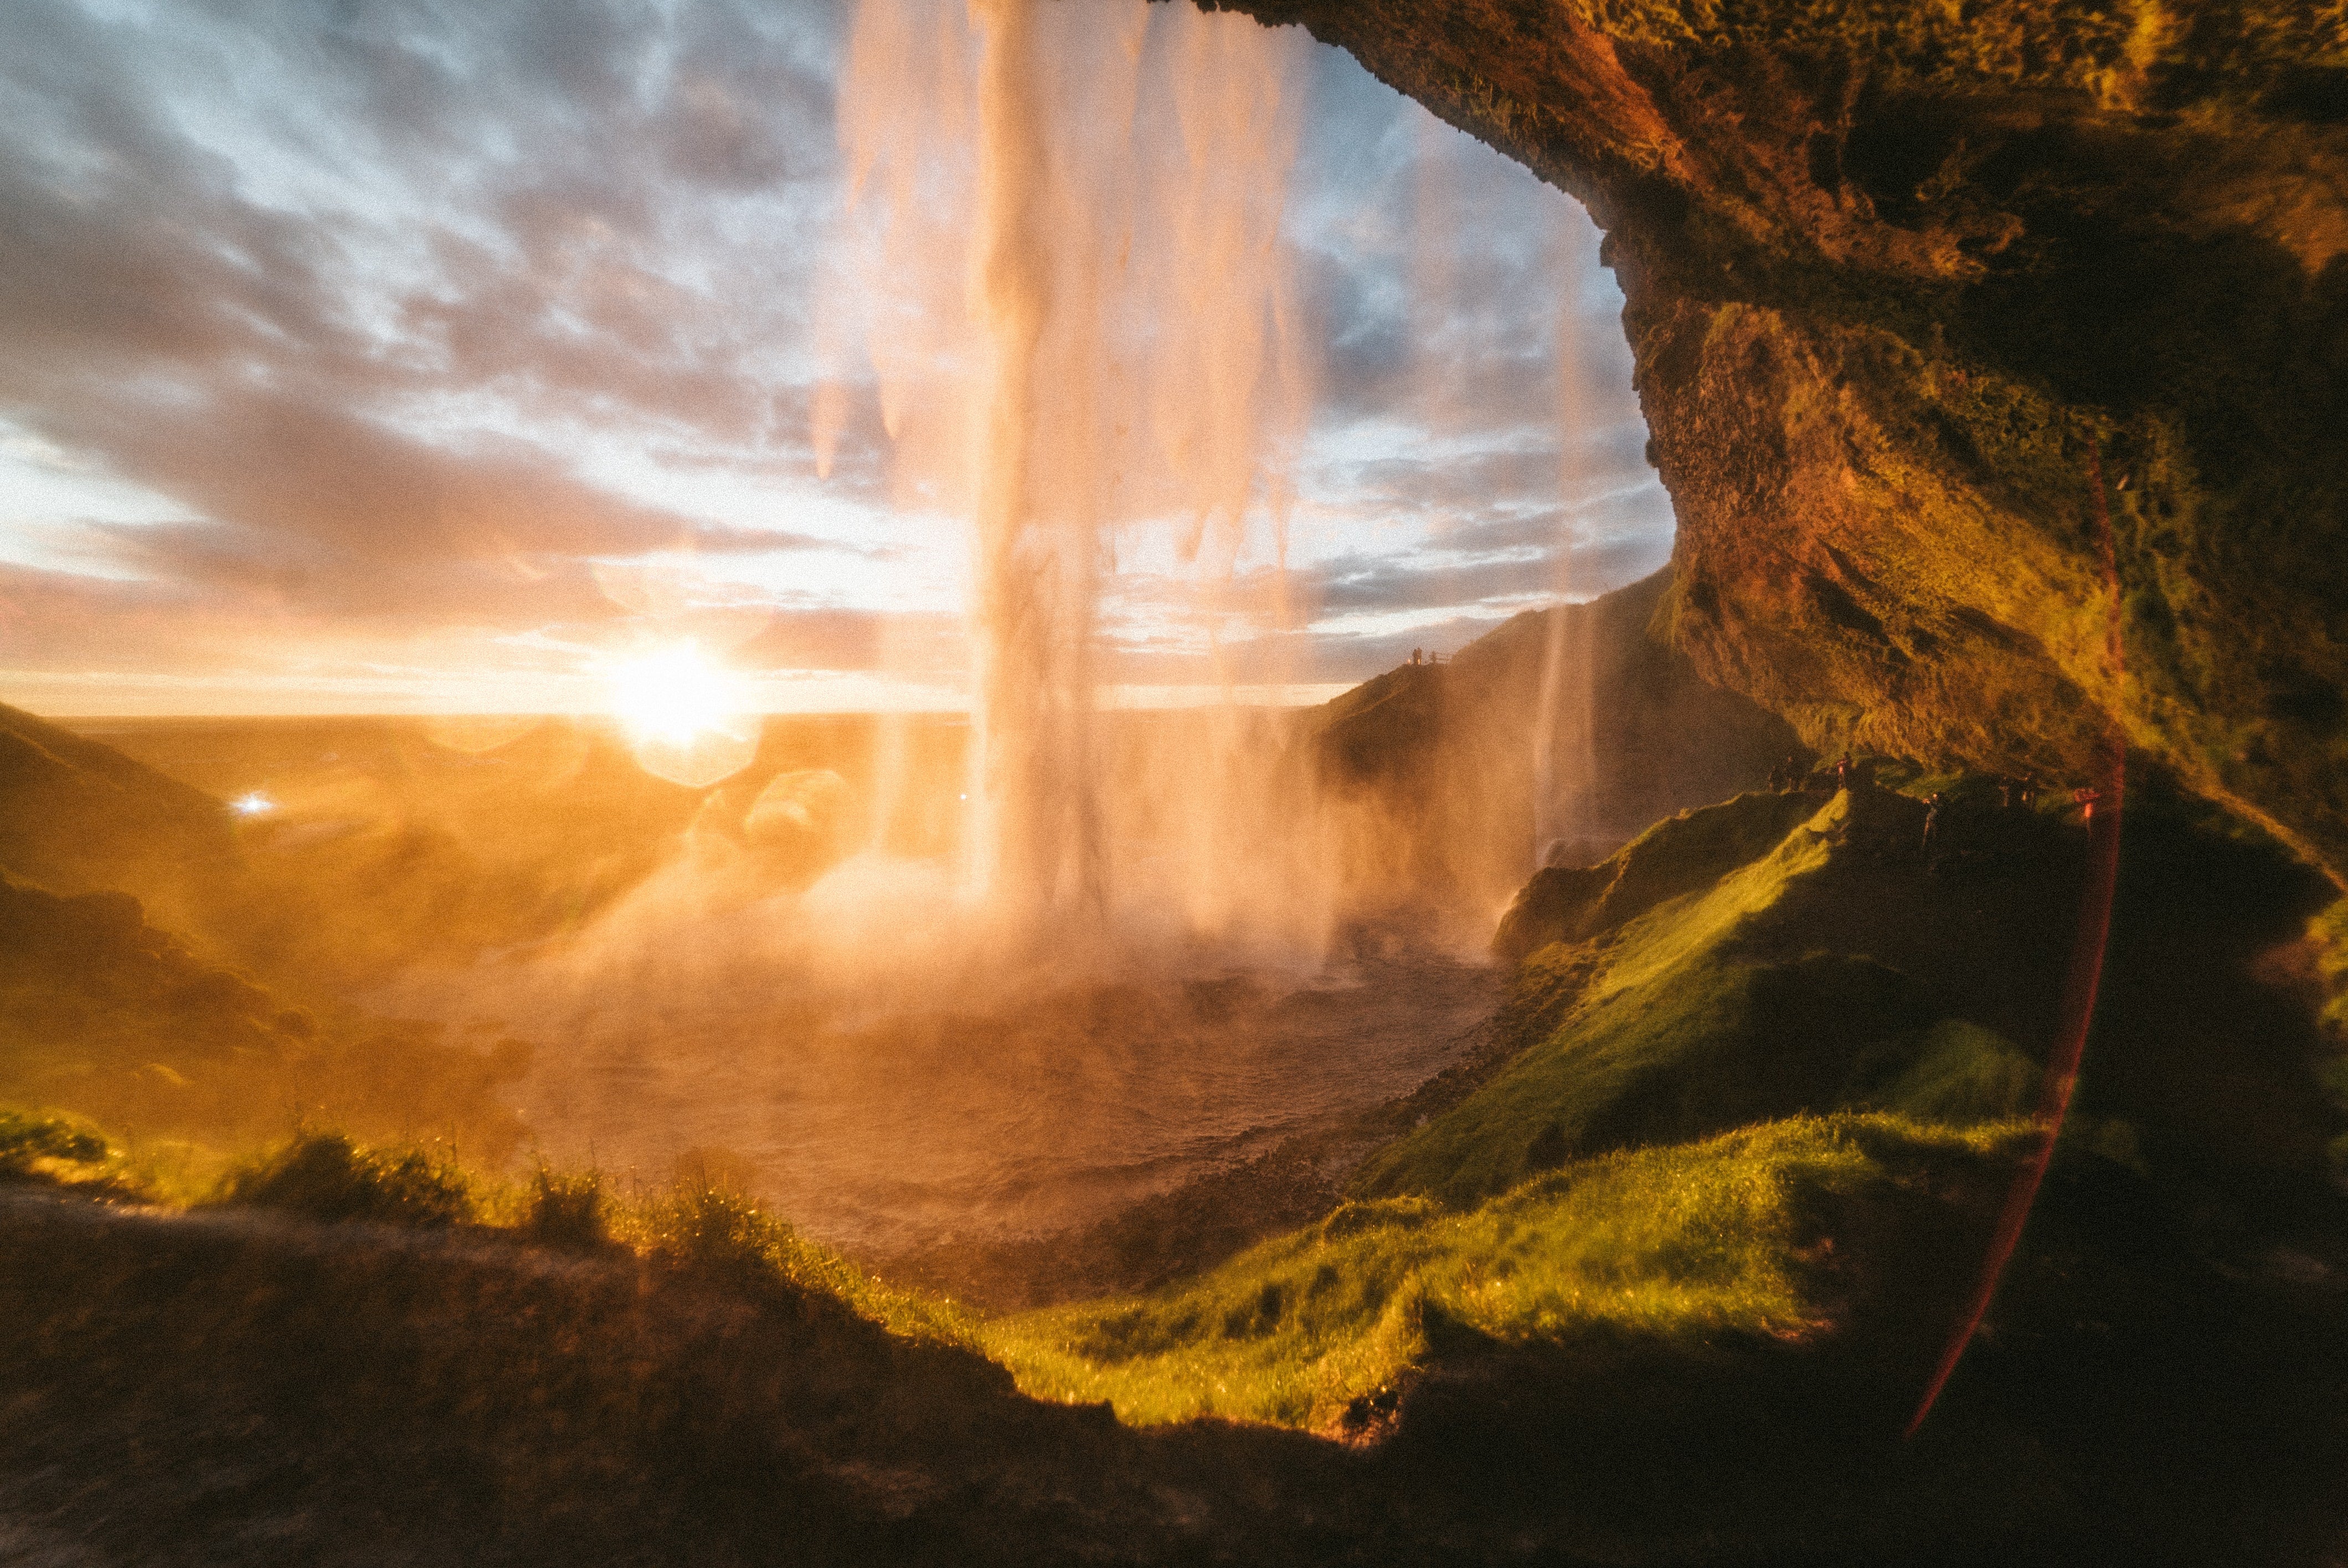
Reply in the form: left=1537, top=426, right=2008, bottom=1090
left=0, top=0, right=1672, bottom=716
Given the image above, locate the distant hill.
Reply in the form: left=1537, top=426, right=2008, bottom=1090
left=0, top=871, right=527, bottom=1164
left=0, top=706, right=529, bottom=1163
left=0, top=701, right=233, bottom=897
left=20, top=711, right=725, bottom=998
left=1308, top=568, right=1799, bottom=913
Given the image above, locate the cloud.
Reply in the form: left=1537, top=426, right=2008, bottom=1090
left=0, top=0, right=1675, bottom=709
left=0, top=0, right=904, bottom=627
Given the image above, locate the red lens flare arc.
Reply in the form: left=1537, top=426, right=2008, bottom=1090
left=1905, top=436, right=2129, bottom=1438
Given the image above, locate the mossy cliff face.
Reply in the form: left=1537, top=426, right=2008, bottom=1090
left=1207, top=0, right=2348, bottom=881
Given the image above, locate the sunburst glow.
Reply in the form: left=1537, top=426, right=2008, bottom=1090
left=605, top=641, right=763, bottom=788
left=607, top=642, right=750, bottom=747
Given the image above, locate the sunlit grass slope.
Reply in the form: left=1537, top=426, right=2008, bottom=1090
left=983, top=1112, right=2030, bottom=1430
left=0, top=1111, right=981, bottom=1354
left=0, top=1100, right=2026, bottom=1442
left=1367, top=787, right=2058, bottom=1206
left=971, top=781, right=2094, bottom=1431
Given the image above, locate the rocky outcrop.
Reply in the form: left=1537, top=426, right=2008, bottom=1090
left=1209, top=0, right=2348, bottom=883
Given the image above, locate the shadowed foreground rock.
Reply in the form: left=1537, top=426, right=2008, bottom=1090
left=7, top=1149, right=2348, bottom=1567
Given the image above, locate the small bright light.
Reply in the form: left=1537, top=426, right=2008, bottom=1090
left=606, top=641, right=751, bottom=747
left=230, top=792, right=276, bottom=817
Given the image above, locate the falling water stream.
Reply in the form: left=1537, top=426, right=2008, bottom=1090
left=1531, top=259, right=1600, bottom=870
left=832, top=0, right=1318, bottom=944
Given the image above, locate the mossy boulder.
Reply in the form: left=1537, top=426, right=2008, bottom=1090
left=1380, top=761, right=2345, bottom=1208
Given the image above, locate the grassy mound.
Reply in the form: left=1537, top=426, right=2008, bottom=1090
left=984, top=1111, right=2030, bottom=1431
left=221, top=1132, right=478, bottom=1227
left=1380, top=786, right=2069, bottom=1205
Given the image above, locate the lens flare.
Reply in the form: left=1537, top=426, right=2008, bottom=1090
left=605, top=642, right=762, bottom=788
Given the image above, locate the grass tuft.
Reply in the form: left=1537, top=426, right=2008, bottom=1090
left=523, top=1164, right=609, bottom=1250
left=219, top=1131, right=476, bottom=1227
left=601, top=1177, right=981, bottom=1345
left=0, top=1106, right=148, bottom=1197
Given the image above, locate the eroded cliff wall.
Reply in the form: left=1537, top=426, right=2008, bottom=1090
left=1207, top=0, right=2348, bottom=883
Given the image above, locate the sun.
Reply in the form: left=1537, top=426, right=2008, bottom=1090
left=603, top=641, right=763, bottom=788
left=606, top=641, right=752, bottom=748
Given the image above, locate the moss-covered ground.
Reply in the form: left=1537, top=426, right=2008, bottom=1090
left=982, top=1112, right=2032, bottom=1431
left=968, top=761, right=2348, bottom=1510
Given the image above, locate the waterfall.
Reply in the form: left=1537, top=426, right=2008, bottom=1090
left=828, top=0, right=1316, bottom=941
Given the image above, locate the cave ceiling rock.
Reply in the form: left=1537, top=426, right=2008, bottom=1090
left=1193, top=0, right=2348, bottom=884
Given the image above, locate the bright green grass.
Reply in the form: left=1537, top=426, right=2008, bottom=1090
left=1356, top=790, right=2046, bottom=1207
left=1358, top=795, right=1847, bottom=1204
left=1597, top=793, right=1841, bottom=999
left=607, top=1180, right=980, bottom=1345
left=982, top=1112, right=2035, bottom=1432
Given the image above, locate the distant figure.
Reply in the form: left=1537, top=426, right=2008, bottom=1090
left=1999, top=779, right=2015, bottom=810
left=1411, top=647, right=1422, bottom=667
left=2072, top=786, right=2104, bottom=826
left=1835, top=752, right=1852, bottom=792
left=2019, top=775, right=2039, bottom=809
left=1922, top=792, right=1944, bottom=854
